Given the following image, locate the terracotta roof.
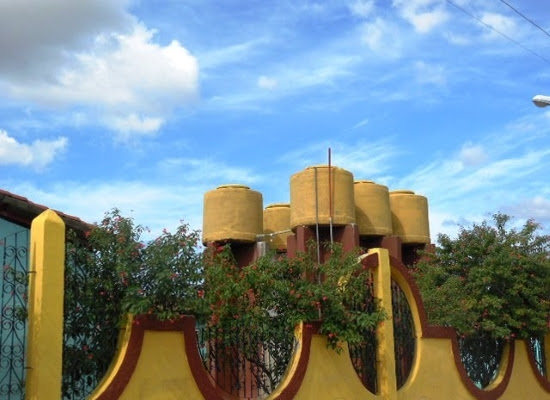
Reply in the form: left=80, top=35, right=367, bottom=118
left=0, top=189, right=92, bottom=233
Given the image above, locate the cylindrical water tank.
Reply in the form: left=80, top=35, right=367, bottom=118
left=263, top=203, right=291, bottom=251
left=202, top=184, right=263, bottom=244
left=389, top=190, right=430, bottom=244
left=290, top=165, right=355, bottom=230
left=354, top=180, right=393, bottom=236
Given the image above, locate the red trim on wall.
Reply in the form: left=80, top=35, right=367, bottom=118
left=96, top=317, right=145, bottom=400
left=450, top=336, right=514, bottom=400
left=181, top=317, right=232, bottom=400
left=271, top=322, right=316, bottom=400
left=96, top=315, right=228, bottom=400
left=385, top=255, right=515, bottom=399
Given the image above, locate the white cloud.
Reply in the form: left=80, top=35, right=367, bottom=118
left=395, top=126, right=550, bottom=237
left=506, top=196, right=550, bottom=223
left=107, top=114, right=164, bottom=139
left=444, top=32, right=471, bottom=46
left=6, top=155, right=265, bottom=239
left=278, top=139, right=399, bottom=180
left=0, top=130, right=67, bottom=169
left=205, top=54, right=358, bottom=110
left=6, top=181, right=206, bottom=240
left=360, top=18, right=404, bottom=58
left=348, top=0, right=375, bottom=18
left=414, top=61, right=447, bottom=87
left=200, top=38, right=268, bottom=70
left=480, top=12, right=518, bottom=39
left=458, top=143, right=487, bottom=167
left=352, top=118, right=369, bottom=129
left=393, top=0, right=449, bottom=34
left=157, top=158, right=262, bottom=184
left=0, top=0, right=132, bottom=82
left=1, top=4, right=199, bottom=139
left=258, top=75, right=278, bottom=89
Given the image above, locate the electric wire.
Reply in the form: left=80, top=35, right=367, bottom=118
left=497, top=0, right=550, bottom=38
left=446, top=0, right=550, bottom=66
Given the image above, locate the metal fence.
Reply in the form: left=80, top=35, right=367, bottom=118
left=529, top=336, right=547, bottom=378
left=458, top=333, right=504, bottom=389
left=391, top=279, right=415, bottom=389
left=197, top=323, right=295, bottom=399
left=348, top=276, right=416, bottom=393
left=348, top=271, right=378, bottom=393
left=0, top=230, right=29, bottom=400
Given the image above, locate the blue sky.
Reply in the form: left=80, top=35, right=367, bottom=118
left=1, top=0, right=550, bottom=240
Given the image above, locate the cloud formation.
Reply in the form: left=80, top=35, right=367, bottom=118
left=0, top=130, right=67, bottom=169
left=0, top=1, right=199, bottom=139
left=393, top=0, right=449, bottom=33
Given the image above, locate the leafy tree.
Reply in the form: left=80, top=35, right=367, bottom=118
left=201, top=242, right=386, bottom=394
left=62, top=210, right=386, bottom=398
left=63, top=209, right=207, bottom=399
left=413, top=213, right=550, bottom=387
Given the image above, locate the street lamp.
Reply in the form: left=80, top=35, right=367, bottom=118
left=532, top=95, right=550, bottom=107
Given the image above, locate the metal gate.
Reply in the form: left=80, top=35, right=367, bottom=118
left=0, top=229, right=29, bottom=399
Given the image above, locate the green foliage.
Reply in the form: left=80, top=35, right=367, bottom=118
left=63, top=209, right=206, bottom=398
left=204, top=242, right=386, bottom=354
left=413, top=213, right=550, bottom=387
left=413, top=213, right=550, bottom=340
left=62, top=209, right=386, bottom=397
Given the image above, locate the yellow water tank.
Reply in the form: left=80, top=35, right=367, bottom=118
left=202, top=184, right=263, bottom=244
left=263, top=203, right=291, bottom=251
left=354, top=180, right=393, bottom=236
left=389, top=190, right=430, bottom=244
left=290, top=165, right=355, bottom=230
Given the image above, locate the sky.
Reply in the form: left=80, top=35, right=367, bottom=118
left=1, top=0, right=550, bottom=242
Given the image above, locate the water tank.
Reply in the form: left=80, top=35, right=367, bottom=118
left=354, top=180, right=393, bottom=236
left=290, top=165, right=355, bottom=230
left=389, top=190, right=430, bottom=244
left=202, top=184, right=263, bottom=244
left=263, top=203, right=291, bottom=251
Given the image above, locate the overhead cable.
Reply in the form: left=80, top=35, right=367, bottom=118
left=446, top=0, right=550, bottom=66
left=497, top=0, right=550, bottom=38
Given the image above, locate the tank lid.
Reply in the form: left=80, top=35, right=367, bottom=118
left=390, top=189, right=415, bottom=195
left=217, top=184, right=250, bottom=190
left=305, top=165, right=341, bottom=170
left=265, top=203, right=290, bottom=209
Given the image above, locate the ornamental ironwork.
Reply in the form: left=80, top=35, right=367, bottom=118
left=529, top=336, right=547, bottom=378
left=197, top=322, right=295, bottom=399
left=348, top=270, right=378, bottom=393
left=0, top=229, right=29, bottom=400
left=391, top=279, right=416, bottom=389
left=458, top=332, right=505, bottom=389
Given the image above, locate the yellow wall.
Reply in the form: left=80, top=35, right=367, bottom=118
left=25, top=206, right=550, bottom=399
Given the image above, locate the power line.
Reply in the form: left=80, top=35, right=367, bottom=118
left=446, top=0, right=550, bottom=66
left=497, top=0, right=550, bottom=38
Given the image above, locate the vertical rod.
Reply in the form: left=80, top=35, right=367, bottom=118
left=314, top=167, right=321, bottom=268
left=328, top=148, right=334, bottom=244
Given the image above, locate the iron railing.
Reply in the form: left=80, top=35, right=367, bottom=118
left=197, top=323, right=294, bottom=399
left=0, top=230, right=29, bottom=400
left=391, top=279, right=415, bottom=389
left=458, top=333, right=504, bottom=389
left=348, top=270, right=378, bottom=393
left=62, top=234, right=121, bottom=400
left=349, top=275, right=416, bottom=393
left=529, top=336, right=547, bottom=378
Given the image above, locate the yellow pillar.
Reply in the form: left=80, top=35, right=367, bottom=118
left=369, top=248, right=398, bottom=399
left=25, top=209, right=66, bottom=400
